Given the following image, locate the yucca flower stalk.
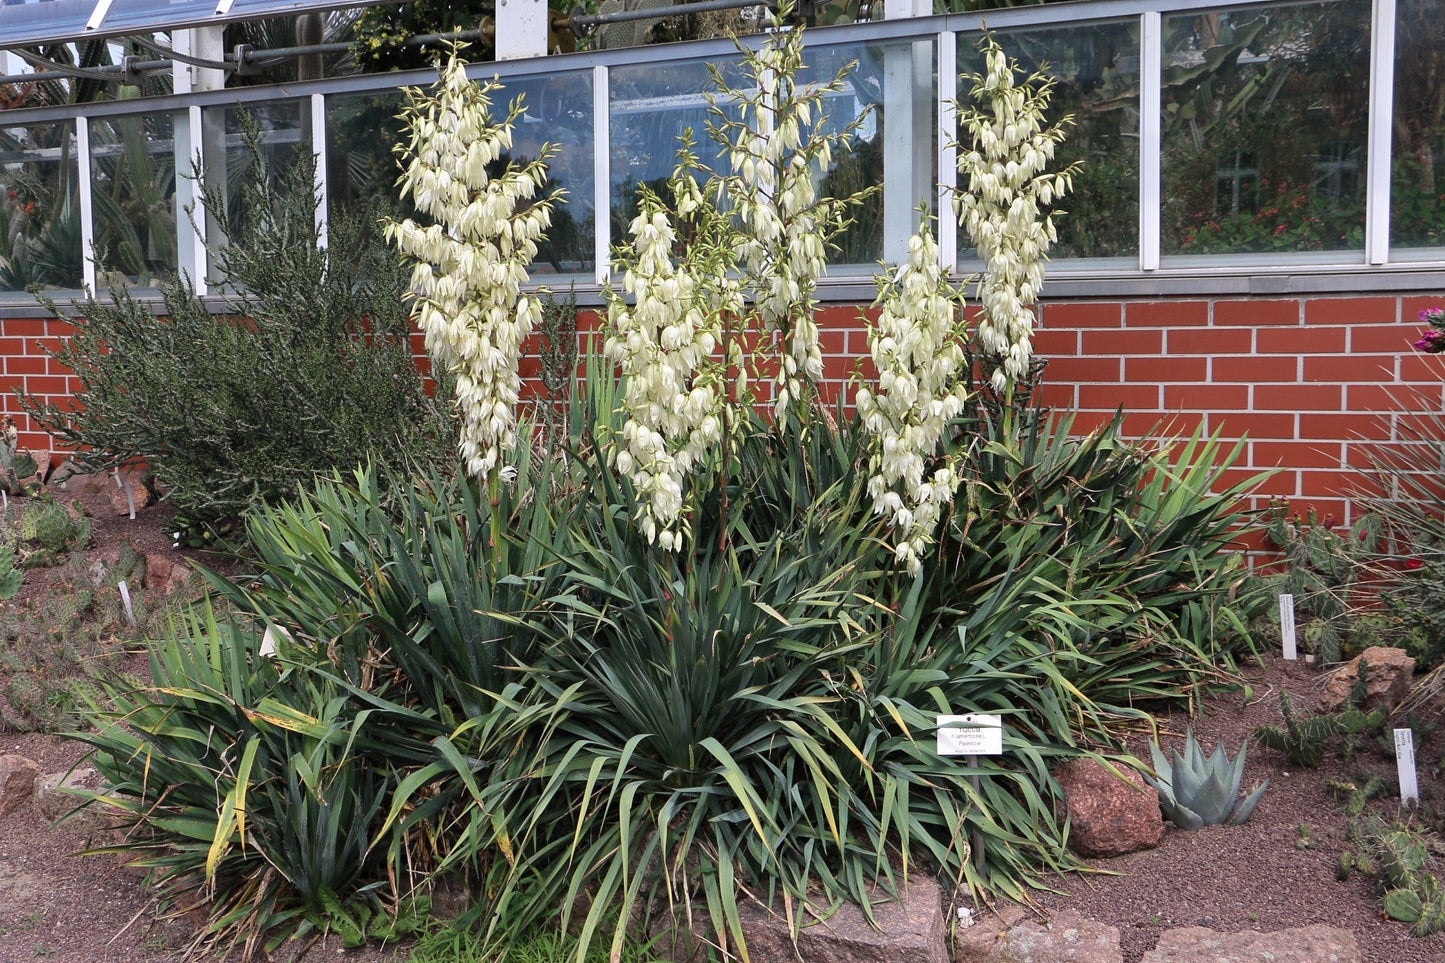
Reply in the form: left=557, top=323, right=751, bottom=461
left=856, top=223, right=969, bottom=576
left=955, top=36, right=1076, bottom=393
left=386, top=48, right=558, bottom=490
left=603, top=148, right=737, bottom=550
left=713, top=6, right=873, bottom=425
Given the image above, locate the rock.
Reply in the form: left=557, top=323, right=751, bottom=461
left=163, top=561, right=194, bottom=596
left=109, top=479, right=153, bottom=516
left=735, top=878, right=949, bottom=963
left=28, top=449, right=50, bottom=482
left=33, top=767, right=123, bottom=836
left=144, top=553, right=192, bottom=596
left=951, top=904, right=1027, bottom=963
left=144, top=552, right=173, bottom=591
left=1054, top=757, right=1163, bottom=857
left=980, top=909, right=1121, bottom=963
left=1317, top=646, right=1415, bottom=714
left=0, top=754, right=40, bottom=817
left=1140, top=925, right=1360, bottom=962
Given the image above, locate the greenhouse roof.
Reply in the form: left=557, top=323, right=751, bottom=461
left=0, top=0, right=376, bottom=48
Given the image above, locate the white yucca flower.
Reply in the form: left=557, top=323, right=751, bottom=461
left=386, top=49, right=557, bottom=485
left=955, top=37, right=1076, bottom=394
left=856, top=224, right=969, bottom=577
left=717, top=21, right=868, bottom=423
left=604, top=183, right=728, bottom=550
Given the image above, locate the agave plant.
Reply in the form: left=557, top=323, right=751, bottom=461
left=1145, top=728, right=1268, bottom=830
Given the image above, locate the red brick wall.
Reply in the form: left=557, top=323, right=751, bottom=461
left=13, top=292, right=1445, bottom=535
left=1030, top=294, right=1445, bottom=532
left=0, top=316, right=80, bottom=451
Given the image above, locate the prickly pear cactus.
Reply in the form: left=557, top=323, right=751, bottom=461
left=0, top=544, right=20, bottom=600
left=0, top=415, right=39, bottom=496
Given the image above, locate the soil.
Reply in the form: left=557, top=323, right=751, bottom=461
left=1, top=478, right=1443, bottom=963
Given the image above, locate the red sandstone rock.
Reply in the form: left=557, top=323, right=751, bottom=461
left=1317, top=646, right=1415, bottom=714
left=1054, top=757, right=1163, bottom=858
left=0, top=754, right=40, bottom=817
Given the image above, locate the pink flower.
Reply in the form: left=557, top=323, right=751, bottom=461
left=1414, top=329, right=1445, bottom=353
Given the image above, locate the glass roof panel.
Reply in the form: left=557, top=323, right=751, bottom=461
left=98, top=0, right=222, bottom=37
left=0, top=0, right=102, bottom=48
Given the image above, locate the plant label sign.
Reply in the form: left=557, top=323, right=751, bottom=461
left=1395, top=728, right=1420, bottom=807
left=1279, top=594, right=1297, bottom=660
left=936, top=714, right=1003, bottom=756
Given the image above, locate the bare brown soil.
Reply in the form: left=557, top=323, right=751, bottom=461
left=0, top=481, right=1443, bottom=962
left=1031, top=654, right=1445, bottom=963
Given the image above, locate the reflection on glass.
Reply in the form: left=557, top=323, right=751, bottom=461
left=331, top=73, right=595, bottom=278
left=496, top=72, right=595, bottom=276
left=806, top=38, right=934, bottom=267
left=0, top=0, right=93, bottom=46
left=90, top=111, right=177, bottom=289
left=327, top=89, right=407, bottom=218
left=0, top=120, right=81, bottom=292
left=1391, top=0, right=1445, bottom=252
left=1161, top=0, right=1370, bottom=257
left=611, top=43, right=919, bottom=270
left=610, top=56, right=742, bottom=246
left=99, top=0, right=216, bottom=36
left=201, top=100, right=307, bottom=285
left=957, top=21, right=1139, bottom=261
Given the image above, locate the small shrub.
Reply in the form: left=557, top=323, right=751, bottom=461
left=22, top=126, right=454, bottom=522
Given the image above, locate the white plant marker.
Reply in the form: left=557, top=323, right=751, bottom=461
left=938, top=714, right=1004, bottom=874
left=124, top=484, right=136, bottom=520
left=1279, top=594, right=1297, bottom=660
left=117, top=580, right=136, bottom=626
left=1395, top=728, right=1419, bottom=807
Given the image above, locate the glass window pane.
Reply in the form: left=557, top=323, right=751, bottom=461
left=327, top=89, right=406, bottom=216
left=610, top=54, right=743, bottom=247
left=808, top=37, right=934, bottom=268
left=89, top=110, right=178, bottom=290
left=200, top=99, right=307, bottom=286
left=957, top=21, right=1140, bottom=262
left=1391, top=0, right=1445, bottom=254
left=1161, top=0, right=1370, bottom=258
left=99, top=0, right=216, bottom=35
left=0, top=120, right=81, bottom=293
left=496, top=72, right=596, bottom=277
left=0, top=0, right=94, bottom=47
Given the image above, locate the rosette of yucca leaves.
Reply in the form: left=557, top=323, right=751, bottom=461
left=77, top=606, right=420, bottom=958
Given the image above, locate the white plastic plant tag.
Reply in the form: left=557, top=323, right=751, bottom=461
left=124, top=484, right=136, bottom=520
left=936, top=714, right=1003, bottom=756
left=1395, top=728, right=1419, bottom=807
left=117, top=580, right=136, bottom=626
left=1279, top=594, right=1297, bottom=660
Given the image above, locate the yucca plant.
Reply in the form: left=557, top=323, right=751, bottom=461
left=1144, top=728, right=1268, bottom=830
left=528, top=453, right=888, bottom=961
left=76, top=605, right=426, bottom=957
left=936, top=409, right=1266, bottom=717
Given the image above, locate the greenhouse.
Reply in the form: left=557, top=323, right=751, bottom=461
left=0, top=0, right=1438, bottom=533
left=0, top=0, right=1434, bottom=299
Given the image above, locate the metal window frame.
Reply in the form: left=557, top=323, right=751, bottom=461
left=0, top=0, right=1430, bottom=306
